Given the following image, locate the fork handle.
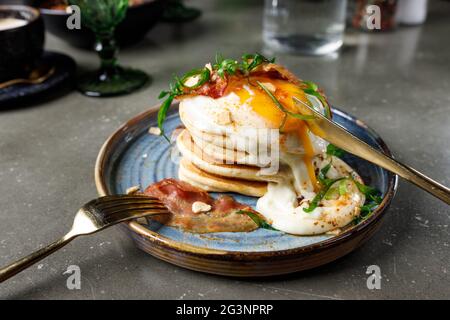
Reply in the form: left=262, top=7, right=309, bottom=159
left=0, top=234, right=74, bottom=283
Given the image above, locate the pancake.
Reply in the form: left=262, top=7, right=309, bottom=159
left=180, top=105, right=280, bottom=167
left=180, top=112, right=268, bottom=154
left=155, top=55, right=372, bottom=235
left=177, top=129, right=287, bottom=183
left=178, top=158, right=268, bottom=197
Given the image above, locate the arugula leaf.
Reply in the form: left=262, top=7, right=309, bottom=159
left=324, top=187, right=339, bottom=200
left=237, top=210, right=278, bottom=230
left=318, top=162, right=332, bottom=185
left=256, top=81, right=316, bottom=127
left=158, top=91, right=170, bottom=99
left=180, top=68, right=211, bottom=89
left=303, top=81, right=318, bottom=91
left=157, top=53, right=276, bottom=142
left=157, top=94, right=174, bottom=142
left=338, top=179, right=348, bottom=195
left=353, top=180, right=379, bottom=197
left=304, top=161, right=351, bottom=213
left=300, top=155, right=383, bottom=221
left=352, top=180, right=382, bottom=224
left=214, top=52, right=224, bottom=65
left=213, top=55, right=239, bottom=79
left=326, top=144, right=345, bottom=158
left=302, top=80, right=331, bottom=119
left=157, top=67, right=211, bottom=141
left=303, top=177, right=345, bottom=213
left=241, top=53, right=275, bottom=74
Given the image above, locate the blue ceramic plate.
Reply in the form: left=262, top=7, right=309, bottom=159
left=95, top=104, right=398, bottom=276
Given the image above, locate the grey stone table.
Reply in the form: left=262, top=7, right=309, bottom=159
left=1, top=0, right=449, bottom=300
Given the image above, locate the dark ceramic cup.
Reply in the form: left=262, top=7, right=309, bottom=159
left=0, top=5, right=45, bottom=83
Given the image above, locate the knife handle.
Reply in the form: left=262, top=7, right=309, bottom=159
left=293, top=97, right=450, bottom=204
left=334, top=132, right=450, bottom=204
left=368, top=150, right=450, bottom=204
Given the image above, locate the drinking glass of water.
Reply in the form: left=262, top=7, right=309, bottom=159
left=263, top=0, right=347, bottom=56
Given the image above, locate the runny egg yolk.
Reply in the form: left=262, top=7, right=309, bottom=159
left=227, top=77, right=319, bottom=190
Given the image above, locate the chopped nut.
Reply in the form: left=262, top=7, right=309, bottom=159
left=261, top=82, right=276, bottom=92
left=183, top=75, right=201, bottom=88
left=192, top=201, right=212, bottom=213
left=149, top=127, right=161, bottom=136
left=214, top=109, right=232, bottom=125
left=326, top=228, right=342, bottom=236
left=126, top=186, right=140, bottom=194
left=205, top=63, right=213, bottom=72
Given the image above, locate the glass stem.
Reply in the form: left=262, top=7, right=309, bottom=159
left=95, top=33, right=119, bottom=78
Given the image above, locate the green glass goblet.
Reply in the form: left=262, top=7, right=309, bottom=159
left=69, top=0, right=149, bottom=97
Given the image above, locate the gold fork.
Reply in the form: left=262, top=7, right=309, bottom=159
left=0, top=195, right=168, bottom=283
left=0, top=66, right=55, bottom=90
left=294, top=97, right=450, bottom=204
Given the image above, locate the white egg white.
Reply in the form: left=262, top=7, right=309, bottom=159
left=256, top=156, right=365, bottom=235
left=179, top=88, right=365, bottom=235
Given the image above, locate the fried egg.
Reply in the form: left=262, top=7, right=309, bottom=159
left=178, top=76, right=365, bottom=235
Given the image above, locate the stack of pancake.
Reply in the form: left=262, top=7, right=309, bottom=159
left=176, top=101, right=294, bottom=197
left=169, top=68, right=366, bottom=235
left=176, top=126, right=269, bottom=197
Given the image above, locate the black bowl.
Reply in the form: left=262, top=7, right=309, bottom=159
left=37, top=0, right=166, bottom=49
left=0, top=5, right=45, bottom=82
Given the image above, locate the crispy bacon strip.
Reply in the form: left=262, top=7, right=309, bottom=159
left=177, top=62, right=305, bottom=99
left=144, top=179, right=261, bottom=233
left=251, top=63, right=302, bottom=86
left=178, top=71, right=229, bottom=99
left=192, top=72, right=229, bottom=98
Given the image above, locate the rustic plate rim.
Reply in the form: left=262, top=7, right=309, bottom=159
left=94, top=103, right=398, bottom=260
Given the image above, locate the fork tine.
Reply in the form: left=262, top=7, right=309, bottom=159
left=97, top=199, right=164, bottom=210
left=94, top=195, right=163, bottom=209
left=103, top=203, right=168, bottom=214
left=101, top=208, right=170, bottom=224
left=96, top=195, right=162, bottom=202
left=96, top=195, right=161, bottom=201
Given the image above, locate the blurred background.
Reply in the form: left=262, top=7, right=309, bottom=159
left=0, top=0, right=449, bottom=300
left=0, top=0, right=445, bottom=100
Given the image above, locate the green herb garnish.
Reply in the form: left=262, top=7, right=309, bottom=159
left=157, top=73, right=195, bottom=140
left=302, top=156, right=382, bottom=222
left=304, top=161, right=346, bottom=212
left=324, top=187, right=338, bottom=200
left=338, top=179, right=348, bottom=195
left=256, top=81, right=315, bottom=130
left=237, top=210, right=278, bottom=231
left=326, top=144, right=345, bottom=158
left=241, top=53, right=275, bottom=74
left=353, top=180, right=380, bottom=197
left=157, top=53, right=275, bottom=139
left=213, top=53, right=240, bottom=78
left=352, top=180, right=382, bottom=224
left=317, top=162, right=332, bottom=185
left=302, top=80, right=331, bottom=119
left=303, top=177, right=345, bottom=213
left=157, top=94, right=174, bottom=141
left=180, top=68, right=211, bottom=89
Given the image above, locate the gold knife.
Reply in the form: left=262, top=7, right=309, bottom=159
left=294, top=97, right=450, bottom=204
